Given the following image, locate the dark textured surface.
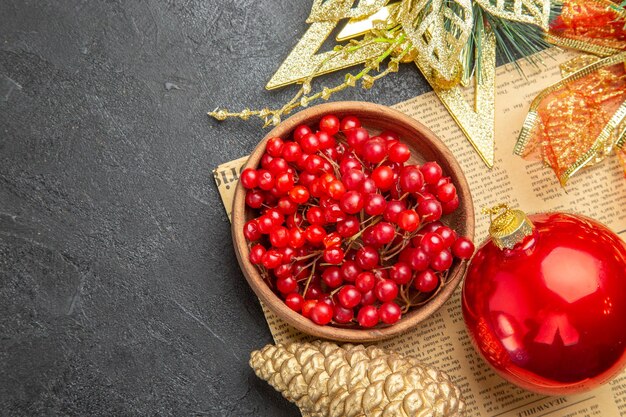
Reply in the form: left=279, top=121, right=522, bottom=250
left=0, top=1, right=430, bottom=415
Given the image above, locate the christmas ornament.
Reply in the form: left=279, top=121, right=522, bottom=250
left=250, top=340, right=465, bottom=416
left=462, top=205, right=626, bottom=395
left=514, top=52, right=626, bottom=185
left=547, top=0, right=626, bottom=56
left=209, top=0, right=556, bottom=168
left=515, top=0, right=626, bottom=184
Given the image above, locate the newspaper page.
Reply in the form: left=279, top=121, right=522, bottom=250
left=213, top=48, right=626, bottom=416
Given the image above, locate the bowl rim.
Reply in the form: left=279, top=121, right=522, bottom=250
left=231, top=101, right=475, bottom=342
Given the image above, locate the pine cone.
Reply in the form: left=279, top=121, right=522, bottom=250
left=250, top=341, right=465, bottom=417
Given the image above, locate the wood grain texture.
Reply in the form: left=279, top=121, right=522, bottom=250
left=232, top=101, right=475, bottom=342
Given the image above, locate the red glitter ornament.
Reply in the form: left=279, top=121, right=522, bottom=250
left=462, top=206, right=626, bottom=395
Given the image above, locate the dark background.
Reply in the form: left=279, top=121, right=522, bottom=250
left=0, top=1, right=431, bottom=415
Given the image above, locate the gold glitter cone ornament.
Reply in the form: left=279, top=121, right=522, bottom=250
left=249, top=341, right=465, bottom=417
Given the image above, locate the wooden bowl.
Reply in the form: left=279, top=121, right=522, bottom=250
left=232, top=101, right=474, bottom=342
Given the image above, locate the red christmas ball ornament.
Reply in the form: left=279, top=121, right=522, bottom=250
left=462, top=205, right=626, bottom=395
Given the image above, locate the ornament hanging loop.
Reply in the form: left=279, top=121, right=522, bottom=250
left=481, top=203, right=511, bottom=223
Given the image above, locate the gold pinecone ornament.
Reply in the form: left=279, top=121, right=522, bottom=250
left=250, top=341, right=465, bottom=416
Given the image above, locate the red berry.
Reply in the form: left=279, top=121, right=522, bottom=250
left=441, top=195, right=460, bottom=214
left=371, top=166, right=395, bottom=191
left=310, top=302, right=333, bottom=325
left=379, top=130, right=400, bottom=142
left=257, top=215, right=275, bottom=234
left=431, top=249, right=453, bottom=271
left=323, top=246, right=344, bottom=264
left=339, top=156, right=362, bottom=176
left=379, top=302, right=402, bottom=324
left=355, top=272, right=376, bottom=293
left=274, top=172, right=294, bottom=194
left=323, top=232, right=342, bottom=248
left=276, top=276, right=298, bottom=294
left=304, top=225, right=327, bottom=244
left=288, top=185, right=310, bottom=204
left=280, top=247, right=295, bottom=263
left=360, top=178, right=377, bottom=195
left=364, top=193, right=387, bottom=216
left=342, top=169, right=365, bottom=190
left=397, top=209, right=420, bottom=232
left=316, top=131, right=336, bottom=149
left=383, top=200, right=407, bottom=223
left=327, top=180, right=346, bottom=200
left=452, top=237, right=475, bottom=259
left=304, top=284, right=323, bottom=300
left=388, top=143, right=411, bottom=163
left=281, top=141, right=302, bottom=162
left=438, top=226, right=458, bottom=248
left=417, top=199, right=442, bottom=223
left=249, top=244, right=266, bottom=264
left=293, top=125, right=312, bottom=142
left=266, top=137, right=284, bottom=157
left=340, top=115, right=361, bottom=131
left=375, top=279, right=398, bottom=302
left=261, top=249, right=283, bottom=269
left=304, top=154, right=324, bottom=174
left=269, top=226, right=289, bottom=248
left=257, top=169, right=275, bottom=191
left=419, top=221, right=443, bottom=235
left=345, top=127, right=369, bottom=153
left=339, top=190, right=364, bottom=214
left=301, top=299, right=317, bottom=318
left=358, top=290, right=375, bottom=306
left=240, top=168, right=258, bottom=189
left=243, top=219, right=262, bottom=241
left=373, top=222, right=395, bottom=245
left=415, top=269, right=439, bottom=292
left=356, top=246, right=379, bottom=270
left=274, top=263, right=293, bottom=279
left=336, top=216, right=360, bottom=237
left=260, top=153, right=274, bottom=170
left=286, top=213, right=304, bottom=230
left=277, top=197, right=297, bottom=215
left=305, top=206, right=325, bottom=225
left=298, top=170, right=316, bottom=187
left=409, top=247, right=430, bottom=271
left=341, top=260, right=361, bottom=283
left=399, top=165, right=424, bottom=193
left=333, top=305, right=354, bottom=324
left=361, top=226, right=378, bottom=248
left=264, top=208, right=283, bottom=225
left=421, top=232, right=445, bottom=255
left=320, top=114, right=340, bottom=135
left=323, top=203, right=345, bottom=223
left=245, top=189, right=264, bottom=208
left=300, top=132, right=321, bottom=154
left=437, top=183, right=457, bottom=203
left=361, top=137, right=387, bottom=163
left=357, top=305, right=379, bottom=327
left=322, top=266, right=343, bottom=288
left=420, top=162, right=443, bottom=185
left=338, top=285, right=362, bottom=309
left=285, top=293, right=304, bottom=312
left=389, top=262, right=412, bottom=285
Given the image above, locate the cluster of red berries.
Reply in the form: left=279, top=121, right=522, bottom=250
left=241, top=114, right=474, bottom=328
